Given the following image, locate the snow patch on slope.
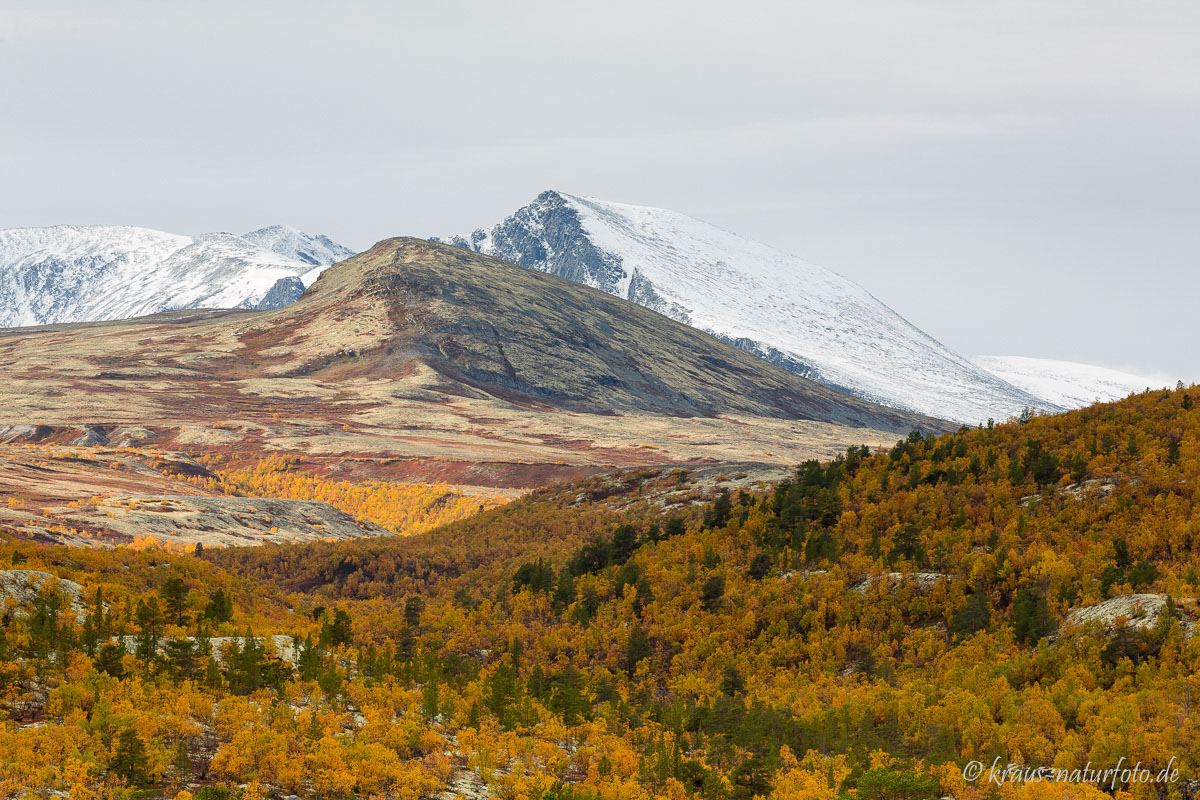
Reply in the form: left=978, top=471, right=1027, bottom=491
left=973, top=356, right=1177, bottom=409
left=445, top=190, right=1054, bottom=425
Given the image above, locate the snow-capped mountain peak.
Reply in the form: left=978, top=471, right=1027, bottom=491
left=0, top=223, right=355, bottom=328
left=442, top=190, right=1056, bottom=424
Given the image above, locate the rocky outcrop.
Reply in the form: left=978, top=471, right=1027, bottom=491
left=0, top=425, right=53, bottom=443
left=853, top=572, right=947, bottom=594
left=1061, top=594, right=1194, bottom=636
left=71, top=426, right=110, bottom=447
left=113, top=633, right=303, bottom=666
left=0, top=569, right=88, bottom=622
left=1020, top=478, right=1118, bottom=507
left=62, top=495, right=393, bottom=548
left=106, top=426, right=156, bottom=447
left=253, top=276, right=306, bottom=310
left=442, top=190, right=627, bottom=294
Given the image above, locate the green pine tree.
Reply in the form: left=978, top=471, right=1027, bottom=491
left=109, top=728, right=149, bottom=786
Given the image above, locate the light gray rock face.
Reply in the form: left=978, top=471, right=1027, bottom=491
left=0, top=425, right=52, bottom=443
left=0, top=569, right=88, bottom=622
left=113, top=633, right=303, bottom=666
left=71, top=427, right=110, bottom=447
left=60, top=494, right=393, bottom=548
left=627, top=266, right=692, bottom=325
left=1062, top=594, right=1189, bottom=634
left=853, top=571, right=948, bottom=594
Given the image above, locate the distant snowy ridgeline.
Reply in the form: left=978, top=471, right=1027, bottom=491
left=0, top=224, right=355, bottom=328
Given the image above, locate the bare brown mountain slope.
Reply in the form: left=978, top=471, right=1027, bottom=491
left=0, top=238, right=947, bottom=493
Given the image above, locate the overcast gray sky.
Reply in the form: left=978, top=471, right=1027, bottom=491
left=2, top=0, right=1195, bottom=379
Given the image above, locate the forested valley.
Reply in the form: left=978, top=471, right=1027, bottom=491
left=3, top=386, right=1200, bottom=800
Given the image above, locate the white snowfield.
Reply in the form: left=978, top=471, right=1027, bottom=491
left=972, top=355, right=1176, bottom=410
left=448, top=190, right=1057, bottom=425
left=0, top=224, right=354, bottom=328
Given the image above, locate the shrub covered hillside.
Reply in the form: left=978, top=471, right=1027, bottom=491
left=3, top=386, right=1200, bottom=799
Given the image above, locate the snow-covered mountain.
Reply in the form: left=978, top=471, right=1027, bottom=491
left=973, top=356, right=1173, bottom=410
left=441, top=190, right=1055, bottom=424
left=242, top=224, right=356, bottom=285
left=0, top=224, right=354, bottom=328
